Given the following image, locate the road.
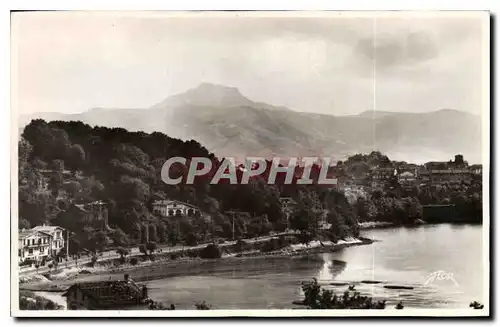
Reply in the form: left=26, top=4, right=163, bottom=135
left=18, top=232, right=298, bottom=276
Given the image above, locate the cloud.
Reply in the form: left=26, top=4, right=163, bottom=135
left=355, top=31, right=439, bottom=70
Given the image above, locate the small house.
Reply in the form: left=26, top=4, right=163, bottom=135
left=63, top=274, right=150, bottom=310
left=152, top=199, right=200, bottom=217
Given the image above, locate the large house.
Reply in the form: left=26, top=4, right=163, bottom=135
left=420, top=155, right=476, bottom=186
left=63, top=274, right=150, bottom=310
left=419, top=168, right=472, bottom=185
left=18, top=225, right=65, bottom=263
left=152, top=199, right=200, bottom=217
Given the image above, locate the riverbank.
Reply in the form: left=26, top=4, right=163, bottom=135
left=358, top=221, right=395, bottom=230
left=19, top=236, right=374, bottom=293
left=358, top=220, right=427, bottom=230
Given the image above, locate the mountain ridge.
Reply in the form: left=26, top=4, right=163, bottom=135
left=18, top=83, right=482, bottom=164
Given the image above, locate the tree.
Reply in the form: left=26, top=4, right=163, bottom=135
left=168, top=225, right=180, bottom=246
left=48, top=172, right=63, bottom=196
left=200, top=244, right=221, bottom=259
left=116, top=247, right=130, bottom=263
left=140, top=223, right=149, bottom=244
left=146, top=242, right=157, bottom=255
left=185, top=232, right=199, bottom=246
left=89, top=231, right=109, bottom=253
left=62, top=180, right=81, bottom=197
left=18, top=137, right=33, bottom=175
left=19, top=218, right=31, bottom=230
left=68, top=144, right=86, bottom=171
left=157, top=223, right=167, bottom=244
left=111, top=228, right=130, bottom=247
left=148, top=224, right=158, bottom=243
left=49, top=159, right=64, bottom=172
left=90, top=254, right=98, bottom=267
left=138, top=244, right=147, bottom=256
left=115, top=176, right=150, bottom=205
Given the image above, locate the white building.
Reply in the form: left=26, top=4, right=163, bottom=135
left=19, top=225, right=66, bottom=263
left=18, top=229, right=52, bottom=263
left=152, top=200, right=200, bottom=217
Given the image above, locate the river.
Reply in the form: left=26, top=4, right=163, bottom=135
left=145, top=224, right=485, bottom=309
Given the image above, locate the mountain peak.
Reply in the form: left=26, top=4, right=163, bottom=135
left=153, top=82, right=253, bottom=109
left=196, top=82, right=240, bottom=92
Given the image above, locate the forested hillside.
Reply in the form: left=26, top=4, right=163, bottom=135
left=18, top=119, right=359, bottom=252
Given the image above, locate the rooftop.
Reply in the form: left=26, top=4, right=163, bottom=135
left=63, top=277, right=147, bottom=308
left=152, top=199, right=199, bottom=209
left=32, top=225, right=64, bottom=234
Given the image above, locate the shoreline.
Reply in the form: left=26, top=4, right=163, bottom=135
left=20, top=236, right=375, bottom=293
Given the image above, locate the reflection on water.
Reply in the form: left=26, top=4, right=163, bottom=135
left=146, top=224, right=484, bottom=309
left=317, top=259, right=347, bottom=282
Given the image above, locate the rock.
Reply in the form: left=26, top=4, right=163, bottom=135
left=330, top=282, right=350, bottom=286
left=384, top=285, right=414, bottom=290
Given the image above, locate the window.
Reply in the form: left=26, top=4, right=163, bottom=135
left=28, top=249, right=33, bottom=255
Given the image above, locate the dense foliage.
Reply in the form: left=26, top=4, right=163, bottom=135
left=19, top=291, right=63, bottom=310
left=301, top=279, right=387, bottom=309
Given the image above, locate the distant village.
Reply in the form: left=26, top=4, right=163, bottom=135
left=336, top=154, right=481, bottom=189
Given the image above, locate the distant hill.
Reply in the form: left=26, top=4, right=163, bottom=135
left=20, top=83, right=482, bottom=164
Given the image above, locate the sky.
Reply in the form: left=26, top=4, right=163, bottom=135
left=12, top=11, right=488, bottom=116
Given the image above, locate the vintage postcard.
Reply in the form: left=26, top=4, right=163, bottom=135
left=10, top=11, right=490, bottom=317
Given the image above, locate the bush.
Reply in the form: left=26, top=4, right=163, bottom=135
left=200, top=244, right=221, bottom=259
left=301, top=279, right=386, bottom=309
left=130, top=257, right=138, bottom=265
left=185, top=233, right=199, bottom=246
left=470, top=301, right=484, bottom=309
left=146, top=242, right=157, bottom=254
left=260, top=238, right=283, bottom=253
left=19, top=291, right=62, bottom=310
left=170, top=254, right=178, bottom=261
left=116, top=246, right=130, bottom=258
left=194, top=301, right=212, bottom=310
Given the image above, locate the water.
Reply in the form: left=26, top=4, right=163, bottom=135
left=146, top=224, right=485, bottom=309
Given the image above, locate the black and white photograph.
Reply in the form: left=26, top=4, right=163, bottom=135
left=10, top=11, right=490, bottom=317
